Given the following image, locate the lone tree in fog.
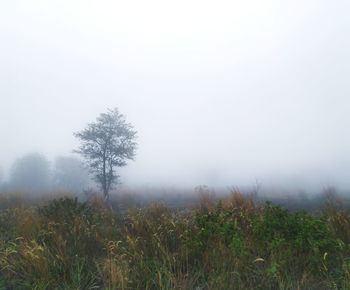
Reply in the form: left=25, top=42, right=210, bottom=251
left=74, top=108, right=137, bottom=200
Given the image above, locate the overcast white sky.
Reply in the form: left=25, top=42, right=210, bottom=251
left=1, top=0, right=350, bottom=190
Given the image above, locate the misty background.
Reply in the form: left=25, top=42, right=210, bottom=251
left=1, top=0, right=350, bottom=193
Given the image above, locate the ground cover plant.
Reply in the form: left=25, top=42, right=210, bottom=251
left=1, top=191, right=350, bottom=289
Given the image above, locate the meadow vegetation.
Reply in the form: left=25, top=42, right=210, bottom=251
left=0, top=190, right=350, bottom=289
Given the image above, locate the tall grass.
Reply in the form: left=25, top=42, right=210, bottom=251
left=0, top=191, right=350, bottom=289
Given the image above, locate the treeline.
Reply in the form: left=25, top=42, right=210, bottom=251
left=0, top=153, right=90, bottom=194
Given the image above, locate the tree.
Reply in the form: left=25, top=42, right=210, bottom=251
left=9, top=153, right=51, bottom=193
left=0, top=166, right=3, bottom=184
left=0, top=166, right=4, bottom=191
left=74, top=108, right=137, bottom=200
left=53, top=156, right=89, bottom=193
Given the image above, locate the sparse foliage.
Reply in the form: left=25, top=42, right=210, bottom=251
left=74, top=108, right=137, bottom=200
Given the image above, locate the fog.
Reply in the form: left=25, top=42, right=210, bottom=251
left=1, top=0, right=350, bottom=192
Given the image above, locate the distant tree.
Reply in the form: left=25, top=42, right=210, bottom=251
left=53, top=156, right=89, bottom=193
left=0, top=167, right=4, bottom=191
left=0, top=166, right=3, bottom=184
left=74, top=108, right=137, bottom=200
left=9, top=153, right=51, bottom=193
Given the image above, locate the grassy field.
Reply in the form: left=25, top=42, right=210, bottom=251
left=1, top=190, right=350, bottom=289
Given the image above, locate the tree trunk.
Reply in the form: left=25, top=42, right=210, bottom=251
left=102, top=157, right=109, bottom=201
